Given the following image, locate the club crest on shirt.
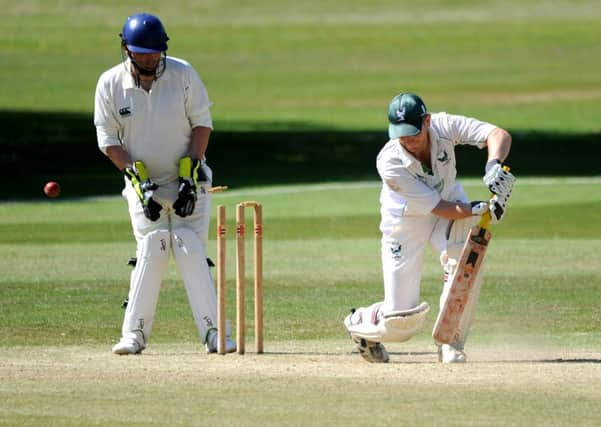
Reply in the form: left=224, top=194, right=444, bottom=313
left=119, top=106, right=132, bottom=117
left=437, top=150, right=449, bottom=164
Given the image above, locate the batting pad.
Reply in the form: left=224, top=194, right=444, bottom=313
left=171, top=228, right=218, bottom=343
left=122, top=229, right=171, bottom=342
left=345, top=302, right=430, bottom=343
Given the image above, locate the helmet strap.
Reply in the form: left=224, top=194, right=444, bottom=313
left=122, top=50, right=167, bottom=86
left=127, top=52, right=158, bottom=77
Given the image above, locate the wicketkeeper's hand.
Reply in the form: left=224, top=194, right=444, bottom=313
left=173, top=156, right=208, bottom=217
left=124, top=161, right=162, bottom=222
left=483, top=160, right=515, bottom=199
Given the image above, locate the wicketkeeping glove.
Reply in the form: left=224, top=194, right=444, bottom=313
left=173, top=156, right=208, bottom=217
left=124, top=161, right=162, bottom=222
left=483, top=160, right=516, bottom=199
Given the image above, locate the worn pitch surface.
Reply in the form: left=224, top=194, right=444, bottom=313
left=1, top=340, right=599, bottom=426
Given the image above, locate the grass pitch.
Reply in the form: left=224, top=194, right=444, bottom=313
left=1, top=178, right=600, bottom=426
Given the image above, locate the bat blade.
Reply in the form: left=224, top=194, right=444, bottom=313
left=432, top=222, right=492, bottom=344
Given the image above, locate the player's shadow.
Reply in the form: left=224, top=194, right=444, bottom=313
left=539, top=358, right=601, bottom=364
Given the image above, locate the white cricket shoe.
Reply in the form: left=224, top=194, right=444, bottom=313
left=112, top=334, right=145, bottom=355
left=205, top=329, right=237, bottom=354
left=438, top=343, right=467, bottom=363
left=352, top=336, right=389, bottom=363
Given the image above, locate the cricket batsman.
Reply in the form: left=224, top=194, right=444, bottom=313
left=344, top=93, right=515, bottom=363
left=94, top=13, right=235, bottom=355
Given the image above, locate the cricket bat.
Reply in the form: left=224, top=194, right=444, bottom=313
left=432, top=209, right=493, bottom=344
left=433, top=165, right=511, bottom=343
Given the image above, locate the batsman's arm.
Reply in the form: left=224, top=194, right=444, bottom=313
left=485, top=127, right=512, bottom=165
left=431, top=200, right=486, bottom=220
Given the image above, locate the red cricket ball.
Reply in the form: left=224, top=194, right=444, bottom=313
left=44, top=181, right=61, bottom=198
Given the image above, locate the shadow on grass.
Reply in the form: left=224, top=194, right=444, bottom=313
left=2, top=110, right=600, bottom=199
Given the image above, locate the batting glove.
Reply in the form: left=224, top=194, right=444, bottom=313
left=124, top=161, right=162, bottom=222
left=173, top=156, right=208, bottom=217
left=470, top=201, right=489, bottom=216
left=488, top=194, right=508, bottom=224
left=483, top=160, right=516, bottom=199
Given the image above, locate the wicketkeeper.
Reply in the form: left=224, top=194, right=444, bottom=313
left=94, top=13, right=235, bottom=355
left=344, top=93, right=515, bottom=363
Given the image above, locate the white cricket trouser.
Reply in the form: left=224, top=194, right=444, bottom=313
left=120, top=164, right=217, bottom=344
left=380, top=184, right=468, bottom=314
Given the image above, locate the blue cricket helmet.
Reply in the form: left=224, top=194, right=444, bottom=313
left=120, top=13, right=169, bottom=53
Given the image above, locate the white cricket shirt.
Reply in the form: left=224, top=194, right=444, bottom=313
left=94, top=56, right=213, bottom=185
left=377, top=112, right=496, bottom=233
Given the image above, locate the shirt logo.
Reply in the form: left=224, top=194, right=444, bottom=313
left=437, top=151, right=449, bottom=164
left=119, top=107, right=132, bottom=117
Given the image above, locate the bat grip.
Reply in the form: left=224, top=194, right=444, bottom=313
left=479, top=210, right=491, bottom=228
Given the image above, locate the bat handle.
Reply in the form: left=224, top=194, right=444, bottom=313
left=479, top=210, right=491, bottom=228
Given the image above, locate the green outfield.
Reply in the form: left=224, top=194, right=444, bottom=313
left=1, top=179, right=600, bottom=425
left=2, top=0, right=601, bottom=132
left=2, top=0, right=601, bottom=425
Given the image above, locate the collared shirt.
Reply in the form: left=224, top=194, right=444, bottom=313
left=94, top=56, right=212, bottom=185
left=377, top=112, right=495, bottom=228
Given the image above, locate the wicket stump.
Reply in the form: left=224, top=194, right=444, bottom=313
left=216, top=202, right=263, bottom=355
